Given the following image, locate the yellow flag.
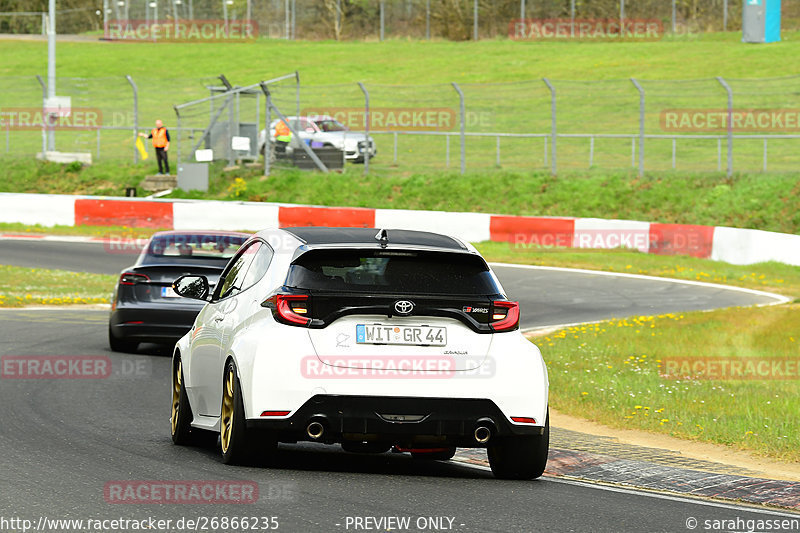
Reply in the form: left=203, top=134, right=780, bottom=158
left=136, top=136, right=149, bottom=160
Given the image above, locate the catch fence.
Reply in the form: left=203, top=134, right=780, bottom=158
left=2, top=74, right=800, bottom=176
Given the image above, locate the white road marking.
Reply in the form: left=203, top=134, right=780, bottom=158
left=457, top=461, right=800, bottom=517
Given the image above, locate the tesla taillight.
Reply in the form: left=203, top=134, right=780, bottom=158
left=490, top=300, right=519, bottom=332
left=264, top=294, right=311, bottom=327
left=119, top=272, right=149, bottom=285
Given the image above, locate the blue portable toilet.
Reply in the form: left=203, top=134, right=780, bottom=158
left=742, top=0, right=781, bottom=43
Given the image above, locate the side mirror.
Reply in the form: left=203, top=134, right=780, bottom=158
left=173, top=275, right=210, bottom=301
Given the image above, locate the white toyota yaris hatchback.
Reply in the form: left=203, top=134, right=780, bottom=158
left=170, top=227, right=549, bottom=479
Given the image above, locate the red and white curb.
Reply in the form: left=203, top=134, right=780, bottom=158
left=1, top=192, right=798, bottom=267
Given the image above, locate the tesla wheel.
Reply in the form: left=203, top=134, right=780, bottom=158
left=108, top=326, right=138, bottom=353
left=487, top=411, right=549, bottom=480
left=411, top=447, right=457, bottom=461
left=220, top=360, right=277, bottom=465
left=171, top=356, right=216, bottom=447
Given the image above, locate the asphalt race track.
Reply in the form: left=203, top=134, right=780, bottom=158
left=0, top=238, right=794, bottom=532
left=0, top=238, right=781, bottom=330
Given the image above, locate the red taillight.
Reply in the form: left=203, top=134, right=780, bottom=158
left=490, top=300, right=519, bottom=332
left=119, top=272, right=149, bottom=285
left=260, top=410, right=291, bottom=417
left=511, top=416, right=537, bottom=424
left=264, top=294, right=311, bottom=326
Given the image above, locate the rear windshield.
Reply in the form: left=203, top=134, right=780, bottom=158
left=286, top=249, right=500, bottom=295
left=140, top=234, right=247, bottom=266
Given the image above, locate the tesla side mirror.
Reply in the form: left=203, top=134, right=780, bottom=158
left=173, top=275, right=210, bottom=301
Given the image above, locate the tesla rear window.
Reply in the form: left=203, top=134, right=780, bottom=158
left=141, top=234, right=247, bottom=265
left=286, top=249, right=500, bottom=295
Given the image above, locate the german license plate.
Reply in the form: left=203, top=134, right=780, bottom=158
left=356, top=324, right=447, bottom=346
left=161, top=286, right=180, bottom=298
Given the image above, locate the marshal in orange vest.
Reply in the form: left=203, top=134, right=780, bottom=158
left=150, top=127, right=169, bottom=148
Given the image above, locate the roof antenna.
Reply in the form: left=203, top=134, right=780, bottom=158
left=375, top=229, right=388, bottom=248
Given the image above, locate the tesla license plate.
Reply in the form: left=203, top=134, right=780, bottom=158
left=161, top=286, right=180, bottom=298
left=356, top=324, right=447, bottom=346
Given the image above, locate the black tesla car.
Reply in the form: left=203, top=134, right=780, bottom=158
left=108, top=230, right=250, bottom=352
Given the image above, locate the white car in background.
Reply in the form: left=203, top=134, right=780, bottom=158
left=170, top=227, right=549, bottom=479
left=257, top=115, right=376, bottom=162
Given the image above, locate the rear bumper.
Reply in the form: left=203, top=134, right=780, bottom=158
left=247, top=394, right=544, bottom=447
left=109, top=306, right=200, bottom=344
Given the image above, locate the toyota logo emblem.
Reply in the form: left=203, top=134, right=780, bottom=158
left=394, top=300, right=415, bottom=315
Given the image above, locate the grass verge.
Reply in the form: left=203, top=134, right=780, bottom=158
left=475, top=242, right=800, bottom=298
left=2, top=164, right=800, bottom=235
left=479, top=243, right=800, bottom=461
left=0, top=265, right=114, bottom=307
left=540, top=305, right=800, bottom=462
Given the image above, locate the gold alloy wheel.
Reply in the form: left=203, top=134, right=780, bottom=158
left=220, top=366, right=235, bottom=453
left=170, top=360, right=181, bottom=435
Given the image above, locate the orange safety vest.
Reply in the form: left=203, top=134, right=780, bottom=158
left=275, top=120, right=291, bottom=142
left=151, top=127, right=168, bottom=148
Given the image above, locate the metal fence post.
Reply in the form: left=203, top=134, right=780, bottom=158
left=291, top=0, right=296, bottom=39
left=35, top=75, right=47, bottom=157
left=473, top=0, right=478, bottom=41
left=716, top=76, right=733, bottom=177
left=425, top=0, right=430, bottom=39
left=672, top=0, right=676, bottom=34
left=542, top=78, right=557, bottom=175
left=126, top=75, right=138, bottom=164
left=295, top=71, right=300, bottom=119
left=620, top=0, right=625, bottom=36
left=570, top=0, right=576, bottom=37
left=358, top=82, right=370, bottom=175
left=631, top=78, right=644, bottom=177
left=264, top=88, right=272, bottom=177
left=380, top=1, right=385, bottom=41
left=723, top=0, right=728, bottom=31
left=174, top=106, right=181, bottom=169
left=451, top=82, right=466, bottom=175
left=228, top=92, right=235, bottom=168
left=284, top=0, right=290, bottom=39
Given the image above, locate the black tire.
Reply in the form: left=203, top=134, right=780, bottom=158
left=487, top=411, right=549, bottom=480
left=170, top=356, right=216, bottom=447
left=341, top=441, right=392, bottom=454
left=411, top=446, right=457, bottom=461
left=108, top=326, right=138, bottom=353
left=220, top=360, right=277, bottom=465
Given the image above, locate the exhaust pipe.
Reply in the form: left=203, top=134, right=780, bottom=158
left=474, top=426, right=491, bottom=444
left=306, top=421, right=325, bottom=440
